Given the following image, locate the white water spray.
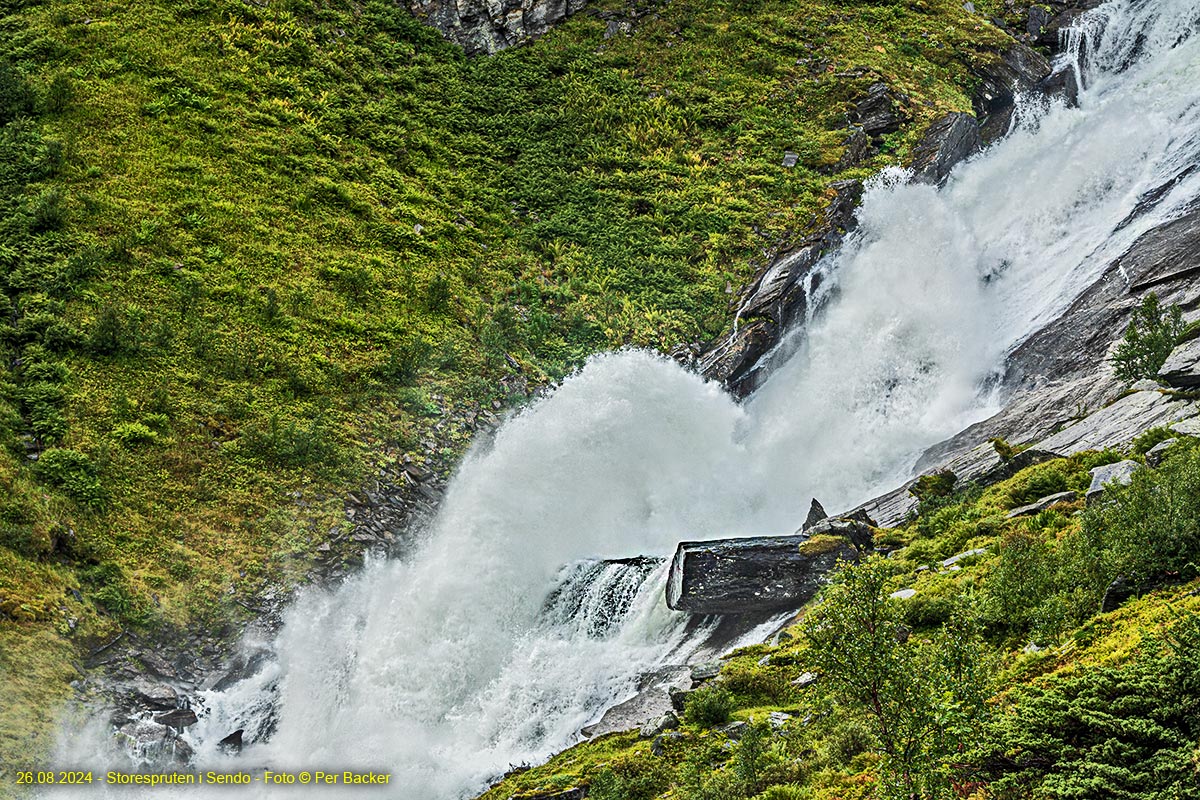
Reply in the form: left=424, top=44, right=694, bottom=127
left=56, top=0, right=1200, bottom=796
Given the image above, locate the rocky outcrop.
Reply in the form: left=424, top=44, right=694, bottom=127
left=851, top=83, right=908, bottom=139
left=405, top=0, right=587, bottom=55
left=666, top=526, right=867, bottom=614
left=971, top=43, right=1051, bottom=136
left=1159, top=337, right=1200, bottom=388
left=1006, top=490, right=1078, bottom=518
left=910, top=112, right=982, bottom=185
left=698, top=180, right=862, bottom=396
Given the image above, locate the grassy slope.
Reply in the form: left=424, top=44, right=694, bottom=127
left=481, top=435, right=1200, bottom=800
left=0, top=0, right=1009, bottom=778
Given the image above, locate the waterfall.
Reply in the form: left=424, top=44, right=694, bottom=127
left=55, top=0, right=1200, bottom=796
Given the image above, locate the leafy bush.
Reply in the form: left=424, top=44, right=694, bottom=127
left=87, top=306, right=127, bottom=355
left=804, top=559, right=990, bottom=799
left=1081, top=446, right=1200, bottom=585
left=587, top=755, right=672, bottom=800
left=686, top=684, right=736, bottom=727
left=1131, top=425, right=1175, bottom=455
left=111, top=421, right=159, bottom=447
left=33, top=448, right=106, bottom=507
left=1111, top=293, right=1185, bottom=383
left=910, top=470, right=957, bottom=503
left=238, top=413, right=342, bottom=470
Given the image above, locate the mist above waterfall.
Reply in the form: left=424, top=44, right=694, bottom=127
left=54, top=0, right=1200, bottom=796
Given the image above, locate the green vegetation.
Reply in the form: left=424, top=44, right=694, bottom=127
left=0, top=0, right=1014, bottom=774
left=482, top=435, right=1200, bottom=800
left=1111, top=293, right=1186, bottom=383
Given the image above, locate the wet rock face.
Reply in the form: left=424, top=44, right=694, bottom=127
left=405, top=0, right=587, bottom=55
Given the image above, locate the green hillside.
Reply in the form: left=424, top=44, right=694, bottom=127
left=1, top=0, right=1006, bottom=778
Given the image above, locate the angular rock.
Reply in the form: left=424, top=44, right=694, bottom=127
left=153, top=708, right=199, bottom=729
left=1006, top=490, right=1078, bottom=518
left=217, top=729, right=244, bottom=754
left=639, top=711, right=679, bottom=738
left=792, top=671, right=818, bottom=688
left=1086, top=460, right=1139, bottom=505
left=1171, top=417, right=1200, bottom=436
left=667, top=533, right=858, bottom=615
left=405, top=0, right=587, bottom=55
left=1159, top=337, right=1200, bottom=388
left=851, top=83, right=906, bottom=137
left=1145, top=438, right=1178, bottom=467
left=131, top=678, right=178, bottom=710
left=1100, top=575, right=1134, bottom=613
left=689, top=661, right=722, bottom=683
left=910, top=112, right=981, bottom=185
left=802, top=498, right=828, bottom=532
left=890, top=588, right=917, bottom=600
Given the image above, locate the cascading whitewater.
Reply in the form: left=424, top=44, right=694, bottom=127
left=55, top=0, right=1200, bottom=796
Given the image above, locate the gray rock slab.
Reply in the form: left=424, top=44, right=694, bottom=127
left=1086, top=459, right=1140, bottom=505
left=1006, top=490, right=1078, bottom=518
left=1034, top=391, right=1198, bottom=455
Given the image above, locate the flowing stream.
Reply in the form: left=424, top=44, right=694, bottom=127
left=56, top=0, right=1200, bottom=795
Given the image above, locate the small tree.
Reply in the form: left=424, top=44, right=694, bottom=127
left=803, top=557, right=989, bottom=799
left=1111, top=293, right=1184, bottom=383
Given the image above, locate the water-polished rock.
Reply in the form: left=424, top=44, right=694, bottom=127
left=666, top=532, right=859, bottom=614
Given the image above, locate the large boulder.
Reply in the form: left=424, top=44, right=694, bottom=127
left=666, top=529, right=863, bottom=615
left=1158, top=337, right=1200, bottom=388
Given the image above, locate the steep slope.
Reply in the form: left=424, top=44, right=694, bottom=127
left=1, top=0, right=1012, bottom=779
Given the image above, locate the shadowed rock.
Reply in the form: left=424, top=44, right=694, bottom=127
left=666, top=530, right=861, bottom=615
left=910, top=112, right=982, bottom=185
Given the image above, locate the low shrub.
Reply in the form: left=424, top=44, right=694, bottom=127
left=686, top=684, right=736, bottom=727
